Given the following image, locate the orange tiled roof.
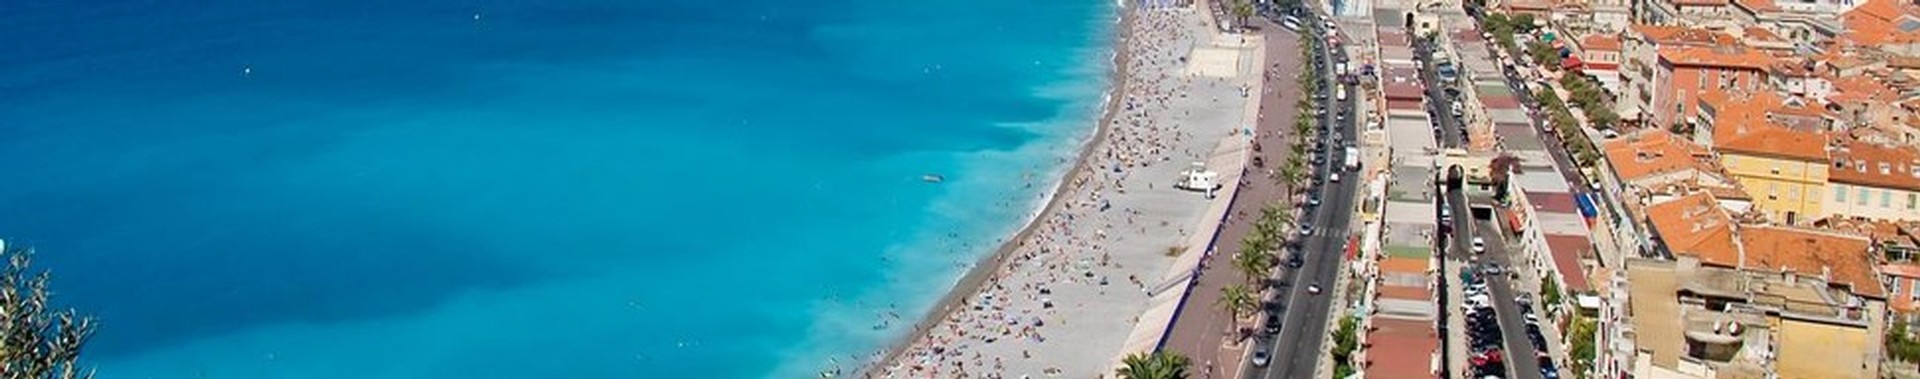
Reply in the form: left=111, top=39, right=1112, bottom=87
left=1743, top=26, right=1785, bottom=43
left=1604, top=129, right=1717, bottom=182
left=1829, top=75, right=1899, bottom=103
left=1380, top=285, right=1433, bottom=301
left=1772, top=59, right=1816, bottom=77
left=1883, top=264, right=1920, bottom=279
left=1841, top=0, right=1920, bottom=46
left=1657, top=46, right=1773, bottom=70
left=1735, top=0, right=1781, bottom=12
left=1672, top=0, right=1730, bottom=6
left=1381, top=256, right=1431, bottom=274
left=1707, top=91, right=1830, bottom=162
left=1582, top=33, right=1622, bottom=51
left=1631, top=24, right=1742, bottom=46
left=1739, top=226, right=1884, bottom=297
left=1646, top=192, right=1741, bottom=262
left=1830, top=140, right=1920, bottom=191
left=1366, top=319, right=1440, bottom=379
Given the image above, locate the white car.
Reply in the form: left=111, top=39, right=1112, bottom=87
left=1330, top=173, right=1341, bottom=182
left=1471, top=237, right=1487, bottom=254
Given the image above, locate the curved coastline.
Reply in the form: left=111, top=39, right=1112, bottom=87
left=862, top=4, right=1139, bottom=377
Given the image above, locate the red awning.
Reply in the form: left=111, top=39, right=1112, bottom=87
left=1346, top=236, right=1361, bottom=260
left=1560, top=56, right=1584, bottom=70
left=1506, top=210, right=1525, bottom=234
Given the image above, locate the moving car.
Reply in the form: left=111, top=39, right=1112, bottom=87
left=1307, top=283, right=1323, bottom=295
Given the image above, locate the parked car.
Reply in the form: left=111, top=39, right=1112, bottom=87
left=1253, top=347, right=1272, bottom=367
left=1471, top=237, right=1487, bottom=254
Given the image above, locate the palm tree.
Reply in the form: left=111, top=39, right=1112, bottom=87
left=1117, top=351, right=1192, bottom=379
left=1275, top=161, right=1304, bottom=192
left=1217, top=284, right=1260, bottom=337
left=1232, top=248, right=1275, bottom=285
left=0, top=245, right=96, bottom=379
left=1230, top=0, right=1255, bottom=30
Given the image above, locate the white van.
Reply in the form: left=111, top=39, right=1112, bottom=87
left=1282, top=20, right=1302, bottom=31
left=1330, top=172, right=1341, bottom=182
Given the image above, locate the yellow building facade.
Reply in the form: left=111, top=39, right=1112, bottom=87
left=1719, top=152, right=1828, bottom=224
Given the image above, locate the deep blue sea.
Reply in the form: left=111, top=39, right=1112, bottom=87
left=0, top=0, right=1113, bottom=377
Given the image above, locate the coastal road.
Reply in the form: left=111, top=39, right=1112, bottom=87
left=1157, top=17, right=1309, bottom=374
left=1249, top=10, right=1360, bottom=379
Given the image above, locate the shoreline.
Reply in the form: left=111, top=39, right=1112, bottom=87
left=862, top=4, right=1140, bottom=377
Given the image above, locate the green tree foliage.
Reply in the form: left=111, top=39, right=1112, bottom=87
left=1888, top=322, right=1920, bottom=363
left=0, top=246, right=96, bottom=379
left=1541, top=272, right=1564, bottom=308
left=1231, top=0, right=1255, bottom=30
left=1569, top=315, right=1598, bottom=378
left=1232, top=247, right=1275, bottom=285
left=1217, top=285, right=1259, bottom=331
left=1331, top=316, right=1361, bottom=377
left=1117, top=351, right=1193, bottom=379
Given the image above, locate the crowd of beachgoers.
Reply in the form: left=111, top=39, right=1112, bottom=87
left=866, top=5, right=1256, bottom=378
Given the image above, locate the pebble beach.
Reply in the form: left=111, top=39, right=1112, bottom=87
left=870, top=4, right=1261, bottom=378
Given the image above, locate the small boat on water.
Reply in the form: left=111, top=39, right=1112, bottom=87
left=921, top=174, right=945, bottom=183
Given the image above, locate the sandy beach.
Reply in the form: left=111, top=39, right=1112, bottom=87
left=867, top=4, right=1260, bottom=378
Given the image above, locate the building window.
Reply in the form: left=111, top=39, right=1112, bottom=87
left=1899, top=278, right=1908, bottom=298
left=1788, top=186, right=1800, bottom=200
left=1770, top=183, right=1780, bottom=200
left=1884, top=190, right=1894, bottom=208
left=1911, top=278, right=1920, bottom=300
left=1772, top=165, right=1782, bottom=175
left=1910, top=193, right=1916, bottom=209
left=1861, top=188, right=1871, bottom=205
left=1837, top=185, right=1849, bottom=202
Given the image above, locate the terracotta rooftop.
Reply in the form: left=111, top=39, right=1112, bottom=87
left=1738, top=226, right=1884, bottom=297
left=1830, top=140, right=1920, bottom=191
left=1380, top=285, right=1434, bottom=301
left=1630, top=24, right=1741, bottom=46
left=1841, top=0, right=1920, bottom=45
left=1705, top=91, right=1830, bottom=162
left=1546, top=235, right=1595, bottom=292
left=1657, top=46, right=1773, bottom=70
left=1646, top=192, right=1740, bottom=263
left=1742, top=26, right=1785, bottom=44
left=1771, top=59, right=1816, bottom=77
left=1365, top=318, right=1440, bottom=379
left=1581, top=33, right=1622, bottom=51
left=1381, top=256, right=1431, bottom=274
left=1829, top=75, right=1899, bottom=103
left=1734, top=0, right=1780, bottom=12
left=1883, top=263, right=1920, bottom=279
left=1604, top=129, right=1718, bottom=182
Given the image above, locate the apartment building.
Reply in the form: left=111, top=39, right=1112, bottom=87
left=1627, top=192, right=1887, bottom=378
left=1696, top=91, right=1831, bottom=224
left=1826, top=140, right=1920, bottom=221
left=1651, top=45, right=1774, bottom=130
left=1617, top=25, right=1744, bottom=126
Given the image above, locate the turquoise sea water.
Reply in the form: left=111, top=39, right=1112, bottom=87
left=0, top=0, right=1113, bottom=377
